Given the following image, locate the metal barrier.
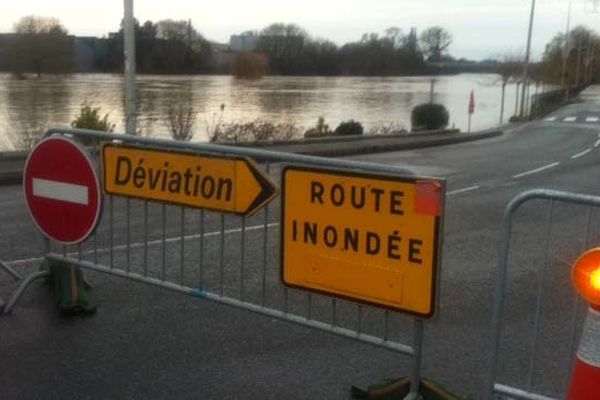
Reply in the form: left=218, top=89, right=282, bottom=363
left=487, top=189, right=600, bottom=400
left=0, top=259, right=21, bottom=282
left=6, top=127, right=432, bottom=397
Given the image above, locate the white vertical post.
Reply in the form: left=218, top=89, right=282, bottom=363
left=124, top=0, right=137, bottom=135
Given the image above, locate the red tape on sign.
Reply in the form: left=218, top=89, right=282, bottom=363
left=414, top=180, right=442, bottom=216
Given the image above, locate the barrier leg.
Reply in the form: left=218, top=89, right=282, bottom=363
left=2, top=271, right=50, bottom=314
left=0, top=260, right=21, bottom=281
left=404, top=318, right=424, bottom=400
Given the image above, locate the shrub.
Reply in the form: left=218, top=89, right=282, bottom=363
left=166, top=102, right=197, bottom=142
left=334, top=120, right=363, bottom=136
left=368, top=122, right=408, bottom=136
left=304, top=117, right=332, bottom=138
left=411, top=103, right=449, bottom=131
left=71, top=103, right=115, bottom=132
left=209, top=119, right=300, bottom=143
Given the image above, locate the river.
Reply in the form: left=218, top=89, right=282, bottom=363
left=0, top=73, right=523, bottom=150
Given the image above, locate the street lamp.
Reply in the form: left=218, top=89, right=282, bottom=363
left=561, top=0, right=573, bottom=94
left=124, top=0, right=137, bottom=135
left=520, top=0, right=536, bottom=118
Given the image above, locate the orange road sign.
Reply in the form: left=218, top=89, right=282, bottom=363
left=281, top=166, right=444, bottom=318
left=102, top=144, right=278, bottom=216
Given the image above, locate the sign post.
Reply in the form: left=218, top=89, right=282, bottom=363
left=23, top=136, right=102, bottom=244
left=102, top=144, right=277, bottom=216
left=468, top=90, right=475, bottom=133
left=281, top=166, right=444, bottom=318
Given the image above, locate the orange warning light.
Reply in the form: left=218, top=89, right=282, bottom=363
left=572, top=248, right=600, bottom=307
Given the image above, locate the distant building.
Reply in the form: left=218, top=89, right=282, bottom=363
left=72, top=36, right=109, bottom=72
left=229, top=32, right=258, bottom=52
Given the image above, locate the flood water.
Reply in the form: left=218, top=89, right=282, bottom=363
left=0, top=73, right=524, bottom=150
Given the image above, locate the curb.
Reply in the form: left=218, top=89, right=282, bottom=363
left=0, top=129, right=502, bottom=186
left=232, top=129, right=503, bottom=158
left=0, top=170, right=22, bottom=186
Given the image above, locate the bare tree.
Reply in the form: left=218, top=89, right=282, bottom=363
left=9, top=16, right=74, bottom=76
left=496, top=54, right=522, bottom=124
left=419, top=27, right=452, bottom=62
left=14, top=16, right=67, bottom=34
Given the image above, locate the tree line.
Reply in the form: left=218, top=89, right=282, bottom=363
left=2, top=15, right=598, bottom=81
left=245, top=23, right=452, bottom=76
left=0, top=16, right=462, bottom=77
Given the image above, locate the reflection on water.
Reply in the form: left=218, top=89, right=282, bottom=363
left=0, top=73, right=517, bottom=150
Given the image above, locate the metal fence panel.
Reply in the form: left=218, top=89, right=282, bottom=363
left=5, top=128, right=435, bottom=397
left=487, top=189, right=600, bottom=400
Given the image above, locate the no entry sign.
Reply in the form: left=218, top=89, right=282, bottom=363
left=23, top=136, right=102, bottom=244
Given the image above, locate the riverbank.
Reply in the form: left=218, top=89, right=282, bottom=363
left=0, top=127, right=502, bottom=186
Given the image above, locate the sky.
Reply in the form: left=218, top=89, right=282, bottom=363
left=0, top=0, right=599, bottom=61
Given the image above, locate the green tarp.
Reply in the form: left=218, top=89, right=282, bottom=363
left=45, top=259, right=97, bottom=314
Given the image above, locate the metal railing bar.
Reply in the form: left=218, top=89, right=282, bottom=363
left=126, top=198, right=131, bottom=273
left=45, top=253, right=416, bottom=357
left=44, top=128, right=415, bottom=176
left=180, top=207, right=185, bottom=285
left=219, top=214, right=225, bottom=297
left=261, top=162, right=271, bottom=307
left=199, top=210, right=204, bottom=288
left=161, top=204, right=166, bottom=281
left=526, top=200, right=555, bottom=390
left=109, top=195, right=114, bottom=268
left=493, top=383, right=558, bottom=400
left=143, top=201, right=148, bottom=277
left=240, top=216, right=246, bottom=301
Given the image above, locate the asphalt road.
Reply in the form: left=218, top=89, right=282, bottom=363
left=2, top=89, right=600, bottom=400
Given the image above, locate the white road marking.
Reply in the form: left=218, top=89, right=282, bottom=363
left=564, top=117, right=577, bottom=122
left=595, top=139, right=600, bottom=148
left=586, top=117, right=599, bottom=123
left=447, top=185, right=480, bottom=195
left=513, top=162, right=560, bottom=179
left=4, top=222, right=280, bottom=266
left=571, top=149, right=592, bottom=159
left=544, top=117, right=557, bottom=122
left=32, top=178, right=88, bottom=205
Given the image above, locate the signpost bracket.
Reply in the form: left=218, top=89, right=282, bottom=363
left=0, top=260, right=22, bottom=281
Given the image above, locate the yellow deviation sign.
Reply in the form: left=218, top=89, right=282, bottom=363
left=102, top=144, right=278, bottom=216
left=281, top=166, right=444, bottom=317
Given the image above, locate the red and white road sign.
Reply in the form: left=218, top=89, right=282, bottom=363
left=468, top=90, right=475, bottom=114
left=23, top=136, right=102, bottom=244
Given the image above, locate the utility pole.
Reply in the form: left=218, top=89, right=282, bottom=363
left=520, top=0, right=536, bottom=118
left=575, top=34, right=583, bottom=86
left=124, top=0, right=137, bottom=135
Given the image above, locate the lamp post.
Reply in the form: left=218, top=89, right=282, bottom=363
left=124, top=0, right=137, bottom=135
left=561, top=0, right=573, bottom=93
left=520, top=0, right=536, bottom=118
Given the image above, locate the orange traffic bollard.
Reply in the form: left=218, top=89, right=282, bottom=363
left=567, top=248, right=600, bottom=399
